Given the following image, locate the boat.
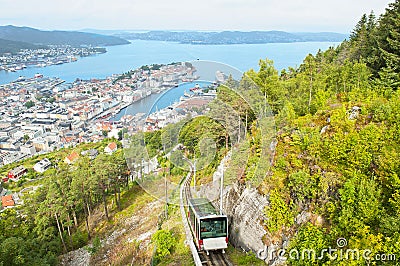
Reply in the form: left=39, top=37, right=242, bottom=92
left=216, top=71, right=227, bottom=83
left=16, top=76, right=26, bottom=82
left=193, top=90, right=204, bottom=95
left=183, top=90, right=191, bottom=98
left=189, top=83, right=201, bottom=91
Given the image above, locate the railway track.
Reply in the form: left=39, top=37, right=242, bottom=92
left=199, top=250, right=232, bottom=266
left=181, top=159, right=233, bottom=266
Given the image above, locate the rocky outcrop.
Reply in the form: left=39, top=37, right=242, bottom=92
left=223, top=182, right=269, bottom=253
left=59, top=247, right=90, bottom=266
left=196, top=154, right=270, bottom=259
left=196, top=153, right=295, bottom=265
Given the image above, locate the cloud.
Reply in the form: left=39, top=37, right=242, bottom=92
left=0, top=0, right=392, bottom=32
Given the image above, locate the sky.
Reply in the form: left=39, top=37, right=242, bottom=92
left=0, top=0, right=393, bottom=33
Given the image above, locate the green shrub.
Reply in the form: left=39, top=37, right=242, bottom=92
left=152, top=229, right=177, bottom=262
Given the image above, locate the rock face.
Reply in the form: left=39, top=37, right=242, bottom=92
left=59, top=248, right=90, bottom=266
left=195, top=151, right=302, bottom=265
left=196, top=154, right=269, bottom=256
left=223, top=182, right=269, bottom=253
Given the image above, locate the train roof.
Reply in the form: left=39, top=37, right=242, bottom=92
left=189, top=198, right=226, bottom=218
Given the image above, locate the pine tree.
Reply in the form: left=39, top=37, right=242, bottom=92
left=379, top=1, right=400, bottom=68
left=349, top=14, right=369, bottom=61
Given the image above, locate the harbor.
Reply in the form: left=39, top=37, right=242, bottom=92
left=0, top=60, right=226, bottom=167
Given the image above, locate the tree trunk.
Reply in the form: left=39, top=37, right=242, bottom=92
left=117, top=186, right=121, bottom=208
left=72, top=210, right=78, bottom=229
left=67, top=214, right=73, bottom=249
left=245, top=111, right=248, bottom=136
left=83, top=200, right=91, bottom=239
left=225, top=131, right=229, bottom=150
left=238, top=116, right=241, bottom=143
left=103, top=190, right=109, bottom=221
left=88, top=191, right=93, bottom=215
left=114, top=185, right=118, bottom=209
left=116, top=184, right=121, bottom=210
left=55, top=213, right=67, bottom=252
left=67, top=213, right=72, bottom=237
left=86, top=198, right=92, bottom=217
left=61, top=218, right=65, bottom=233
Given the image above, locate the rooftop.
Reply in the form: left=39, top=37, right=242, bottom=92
left=2, top=194, right=14, bottom=207
left=189, top=198, right=220, bottom=217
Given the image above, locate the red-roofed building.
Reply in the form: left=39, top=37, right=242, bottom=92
left=104, top=142, right=117, bottom=154
left=7, top=166, right=27, bottom=181
left=2, top=195, right=15, bottom=208
left=64, top=151, right=80, bottom=164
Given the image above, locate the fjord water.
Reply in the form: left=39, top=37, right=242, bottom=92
left=0, top=40, right=340, bottom=84
left=112, top=80, right=213, bottom=120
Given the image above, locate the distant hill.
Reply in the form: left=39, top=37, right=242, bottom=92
left=291, top=32, right=349, bottom=42
left=0, top=38, right=46, bottom=54
left=0, top=25, right=130, bottom=46
left=79, top=28, right=135, bottom=36
left=116, top=30, right=348, bottom=44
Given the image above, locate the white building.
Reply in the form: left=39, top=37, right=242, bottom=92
left=33, top=158, right=51, bottom=173
left=104, top=142, right=117, bottom=154
left=20, top=145, right=36, bottom=156
left=2, top=152, right=29, bottom=165
left=32, top=137, right=50, bottom=152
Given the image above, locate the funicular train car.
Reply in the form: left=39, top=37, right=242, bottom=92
left=188, top=198, right=228, bottom=254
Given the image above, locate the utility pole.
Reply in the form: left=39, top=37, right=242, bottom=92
left=220, top=162, right=224, bottom=215
left=245, top=110, right=248, bottom=136
left=238, top=115, right=241, bottom=143
left=164, top=166, right=168, bottom=219
left=193, top=159, right=197, bottom=191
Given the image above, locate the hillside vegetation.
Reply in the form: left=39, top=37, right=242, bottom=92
left=0, top=25, right=130, bottom=47
left=0, top=38, right=47, bottom=54
left=0, top=140, right=133, bottom=265
left=215, top=1, right=400, bottom=265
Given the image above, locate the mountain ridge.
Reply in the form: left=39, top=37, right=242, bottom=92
left=115, top=30, right=348, bottom=44
left=0, top=37, right=47, bottom=54
left=0, top=25, right=130, bottom=47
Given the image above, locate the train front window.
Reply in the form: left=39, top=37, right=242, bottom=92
left=200, top=217, right=227, bottom=239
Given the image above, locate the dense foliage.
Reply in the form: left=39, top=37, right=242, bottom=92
left=225, top=1, right=400, bottom=264
left=0, top=38, right=46, bottom=54
left=151, top=229, right=177, bottom=263
left=0, top=145, right=129, bottom=265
